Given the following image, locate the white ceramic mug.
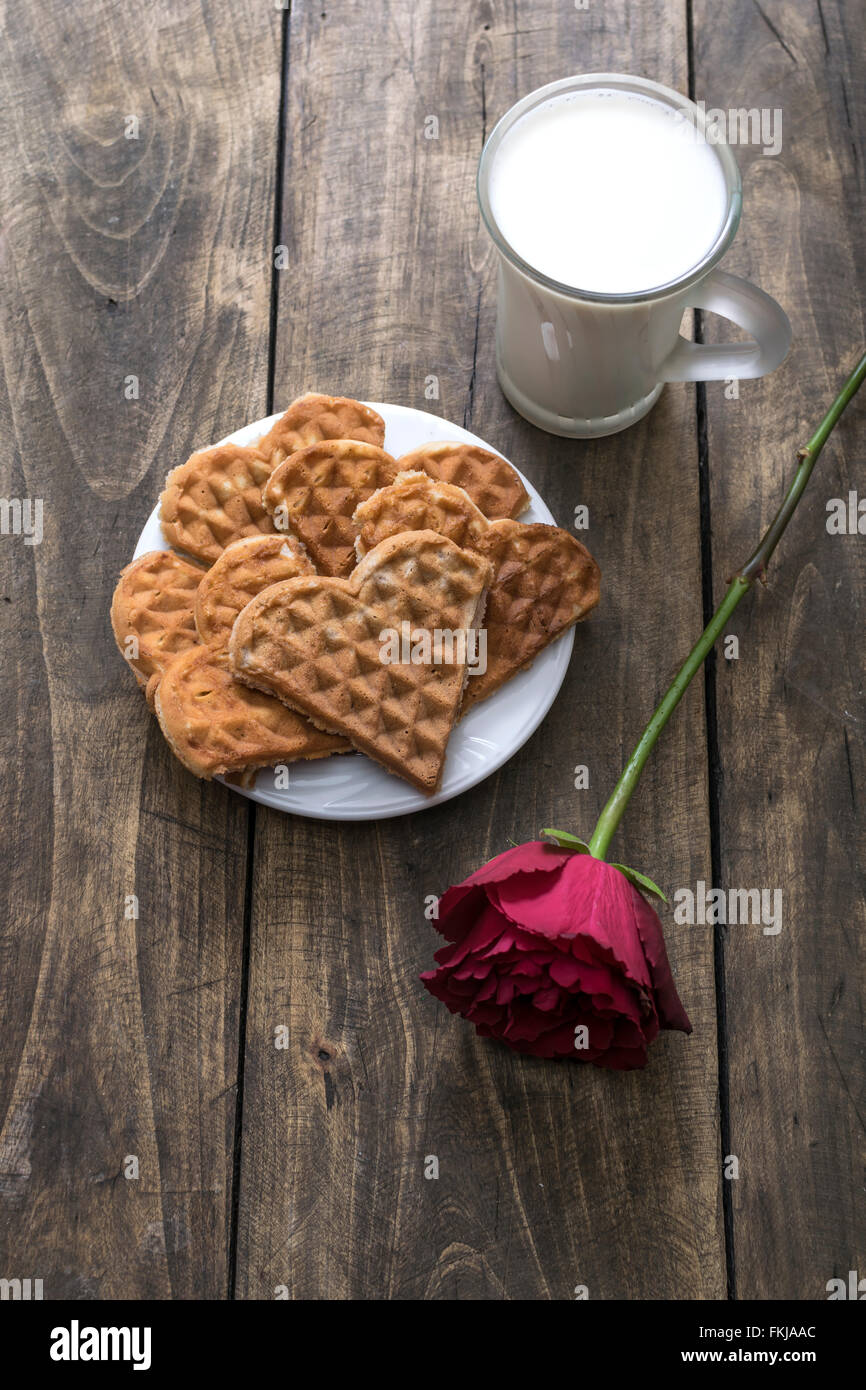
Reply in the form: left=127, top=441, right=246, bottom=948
left=477, top=73, right=792, bottom=438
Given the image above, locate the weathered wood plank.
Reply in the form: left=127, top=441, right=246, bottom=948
left=693, top=0, right=865, bottom=1299
left=0, top=0, right=280, bottom=1297
left=236, top=0, right=725, bottom=1299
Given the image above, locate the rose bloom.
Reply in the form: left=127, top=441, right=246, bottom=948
left=421, top=841, right=691, bottom=1070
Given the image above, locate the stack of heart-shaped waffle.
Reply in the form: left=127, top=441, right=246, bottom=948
left=111, top=393, right=601, bottom=793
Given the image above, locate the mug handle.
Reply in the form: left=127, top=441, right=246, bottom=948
left=660, top=269, right=791, bottom=383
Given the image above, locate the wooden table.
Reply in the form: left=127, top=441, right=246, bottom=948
left=0, top=0, right=862, bottom=1301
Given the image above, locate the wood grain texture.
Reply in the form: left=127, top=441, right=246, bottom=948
left=3, top=0, right=857, bottom=1303
left=693, top=0, right=865, bottom=1298
left=0, top=0, right=280, bottom=1296
left=234, top=0, right=725, bottom=1299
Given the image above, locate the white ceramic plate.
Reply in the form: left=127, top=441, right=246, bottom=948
left=134, top=403, right=574, bottom=820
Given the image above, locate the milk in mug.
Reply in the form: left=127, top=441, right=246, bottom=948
left=477, top=76, right=791, bottom=437
left=487, top=88, right=729, bottom=296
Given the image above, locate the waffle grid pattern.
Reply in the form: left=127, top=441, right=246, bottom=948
left=110, top=550, right=203, bottom=685
left=466, top=521, right=600, bottom=706
left=155, top=646, right=346, bottom=778
left=262, top=440, right=398, bottom=578
left=194, top=534, right=313, bottom=647
left=230, top=532, right=493, bottom=792
left=354, top=472, right=600, bottom=708
left=396, top=442, right=529, bottom=520
left=257, top=393, right=386, bottom=469
left=355, top=471, right=488, bottom=555
left=159, top=443, right=277, bottom=564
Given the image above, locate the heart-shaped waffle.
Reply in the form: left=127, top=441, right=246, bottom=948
left=262, top=439, right=398, bottom=578
left=355, top=471, right=488, bottom=556
left=113, top=546, right=349, bottom=771
left=229, top=530, right=493, bottom=793
left=160, top=443, right=277, bottom=564
left=256, top=393, right=386, bottom=469
left=111, top=550, right=204, bottom=690
left=155, top=646, right=347, bottom=780
left=395, top=441, right=529, bottom=520
left=353, top=471, right=600, bottom=708
left=195, top=533, right=314, bottom=647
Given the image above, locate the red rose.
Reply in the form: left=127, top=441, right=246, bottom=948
left=421, top=841, right=691, bottom=1070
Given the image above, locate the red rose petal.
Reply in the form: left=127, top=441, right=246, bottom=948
left=421, top=841, right=691, bottom=1068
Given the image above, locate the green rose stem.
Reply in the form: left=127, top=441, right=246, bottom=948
left=585, top=350, right=866, bottom=863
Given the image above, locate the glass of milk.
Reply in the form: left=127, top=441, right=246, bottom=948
left=478, top=74, right=791, bottom=437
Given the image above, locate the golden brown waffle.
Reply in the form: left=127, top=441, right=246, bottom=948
left=354, top=470, right=489, bottom=556
left=354, top=471, right=600, bottom=708
left=112, top=545, right=348, bottom=775
left=110, top=550, right=204, bottom=689
left=395, top=441, right=529, bottom=520
left=262, top=439, right=398, bottom=578
left=195, top=534, right=314, bottom=648
left=154, top=645, right=348, bottom=780
left=229, top=530, right=493, bottom=793
left=256, top=393, right=386, bottom=469
left=159, top=443, right=277, bottom=565
left=465, top=520, right=600, bottom=708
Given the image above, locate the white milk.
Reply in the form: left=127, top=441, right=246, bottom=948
left=488, top=87, right=729, bottom=295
